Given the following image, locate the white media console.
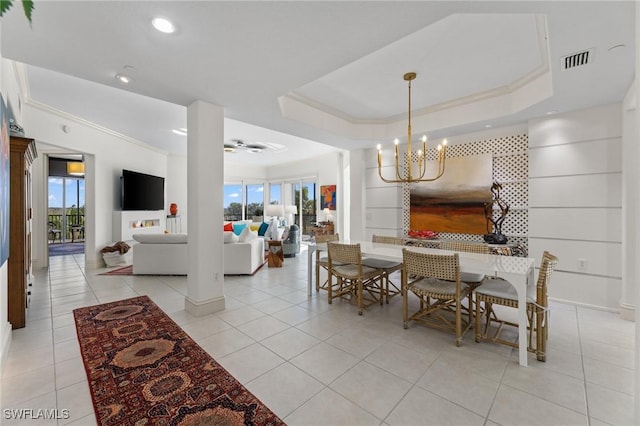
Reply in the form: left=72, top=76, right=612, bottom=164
left=113, top=210, right=166, bottom=241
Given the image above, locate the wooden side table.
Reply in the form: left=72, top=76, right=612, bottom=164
left=268, top=240, right=284, bottom=267
left=312, top=222, right=334, bottom=236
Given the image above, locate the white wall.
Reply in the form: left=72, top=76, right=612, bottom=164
left=24, top=104, right=169, bottom=267
left=166, top=154, right=188, bottom=233
left=528, top=103, right=622, bottom=310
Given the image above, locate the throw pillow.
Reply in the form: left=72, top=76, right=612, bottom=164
left=238, top=225, right=257, bottom=242
left=223, top=222, right=233, bottom=232
left=223, top=231, right=239, bottom=244
left=232, top=223, right=247, bottom=236
left=250, top=223, right=260, bottom=232
left=258, top=222, right=269, bottom=236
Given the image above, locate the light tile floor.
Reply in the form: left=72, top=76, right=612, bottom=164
left=1, top=247, right=636, bottom=425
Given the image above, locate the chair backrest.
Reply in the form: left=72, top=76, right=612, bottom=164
left=372, top=235, right=404, bottom=245
left=440, top=240, right=489, bottom=254
left=328, top=242, right=363, bottom=266
left=316, top=233, right=339, bottom=244
left=536, top=251, right=558, bottom=306
left=402, top=248, right=459, bottom=282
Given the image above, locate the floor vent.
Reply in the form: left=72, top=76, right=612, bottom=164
left=562, top=49, right=594, bottom=70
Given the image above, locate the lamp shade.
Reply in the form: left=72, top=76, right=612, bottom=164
left=265, top=204, right=284, bottom=217
left=67, top=162, right=85, bottom=176
left=285, top=205, right=298, bottom=214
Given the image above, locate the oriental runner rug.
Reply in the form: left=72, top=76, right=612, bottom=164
left=73, top=295, right=285, bottom=426
left=100, top=265, right=133, bottom=275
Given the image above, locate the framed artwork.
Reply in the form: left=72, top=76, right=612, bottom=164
left=0, top=94, right=9, bottom=267
left=410, top=153, right=493, bottom=234
left=320, top=184, right=336, bottom=210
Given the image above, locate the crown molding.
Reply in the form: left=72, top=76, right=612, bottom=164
left=13, top=62, right=168, bottom=155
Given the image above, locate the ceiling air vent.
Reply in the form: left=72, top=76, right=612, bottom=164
left=561, top=48, right=594, bottom=70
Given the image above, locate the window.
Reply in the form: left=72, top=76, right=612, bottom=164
left=246, top=184, right=264, bottom=218
left=224, top=182, right=265, bottom=221
left=223, top=184, right=243, bottom=221
left=269, top=183, right=281, bottom=205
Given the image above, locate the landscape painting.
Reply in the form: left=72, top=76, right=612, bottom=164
left=410, top=153, right=493, bottom=234
left=320, top=184, right=336, bottom=210
left=1, top=95, right=9, bottom=267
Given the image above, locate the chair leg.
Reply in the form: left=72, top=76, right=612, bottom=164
left=455, top=297, right=462, bottom=347
left=402, top=270, right=409, bottom=329
left=327, top=271, right=333, bottom=304
left=475, top=296, right=482, bottom=342
left=357, top=280, right=363, bottom=315
left=315, top=260, right=321, bottom=292
left=536, top=307, right=546, bottom=362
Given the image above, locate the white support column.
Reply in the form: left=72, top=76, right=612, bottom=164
left=185, top=101, right=225, bottom=316
left=621, top=82, right=637, bottom=322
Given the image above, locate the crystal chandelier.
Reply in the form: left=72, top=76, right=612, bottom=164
left=377, top=72, right=447, bottom=183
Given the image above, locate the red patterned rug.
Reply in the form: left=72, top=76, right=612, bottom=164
left=100, top=265, right=133, bottom=275
left=73, top=295, right=285, bottom=425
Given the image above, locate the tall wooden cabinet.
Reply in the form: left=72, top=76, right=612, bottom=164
left=8, top=136, right=37, bottom=329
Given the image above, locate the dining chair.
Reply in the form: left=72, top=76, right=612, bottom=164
left=315, top=233, right=343, bottom=292
left=474, top=251, right=558, bottom=361
left=362, top=235, right=405, bottom=303
left=48, top=221, right=62, bottom=243
left=327, top=242, right=384, bottom=315
left=439, top=240, right=490, bottom=287
left=401, top=249, right=472, bottom=346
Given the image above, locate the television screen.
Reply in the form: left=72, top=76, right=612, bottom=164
left=121, top=169, right=165, bottom=211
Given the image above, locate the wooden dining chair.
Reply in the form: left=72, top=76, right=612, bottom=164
left=362, top=235, right=404, bottom=303
left=401, top=249, right=472, bottom=346
left=315, top=233, right=342, bottom=292
left=474, top=251, right=558, bottom=361
left=327, top=242, right=384, bottom=315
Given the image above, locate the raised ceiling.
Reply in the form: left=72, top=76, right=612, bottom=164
left=1, top=1, right=635, bottom=164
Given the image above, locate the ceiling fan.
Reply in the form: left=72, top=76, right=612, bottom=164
left=223, top=139, right=286, bottom=154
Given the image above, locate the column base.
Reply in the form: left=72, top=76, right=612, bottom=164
left=619, top=303, right=636, bottom=321
left=185, top=295, right=225, bottom=317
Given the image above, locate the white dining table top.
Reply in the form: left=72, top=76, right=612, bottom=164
left=315, top=239, right=535, bottom=277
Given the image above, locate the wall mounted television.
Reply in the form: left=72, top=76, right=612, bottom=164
left=121, top=169, right=165, bottom=211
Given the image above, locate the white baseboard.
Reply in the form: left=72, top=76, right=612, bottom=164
left=0, top=321, right=13, bottom=374
left=619, top=303, right=636, bottom=321
left=185, top=295, right=225, bottom=316
left=549, top=297, right=619, bottom=313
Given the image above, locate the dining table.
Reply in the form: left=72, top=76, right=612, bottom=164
left=307, top=239, right=536, bottom=367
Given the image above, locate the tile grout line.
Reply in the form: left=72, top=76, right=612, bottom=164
left=576, top=307, right=592, bottom=426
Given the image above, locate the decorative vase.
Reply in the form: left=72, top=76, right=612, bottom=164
left=169, top=203, right=178, bottom=216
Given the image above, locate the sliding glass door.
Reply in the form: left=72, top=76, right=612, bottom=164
left=293, top=180, right=317, bottom=241
left=48, top=177, right=85, bottom=244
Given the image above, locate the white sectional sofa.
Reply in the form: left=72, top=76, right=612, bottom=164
left=131, top=233, right=265, bottom=275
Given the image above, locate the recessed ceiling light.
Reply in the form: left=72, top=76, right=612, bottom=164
left=484, top=124, right=492, bottom=128
left=115, top=74, right=132, bottom=84
left=546, top=110, right=557, bottom=115
left=152, top=17, right=176, bottom=34
left=172, top=128, right=187, bottom=136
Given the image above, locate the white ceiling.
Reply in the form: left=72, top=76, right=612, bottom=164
left=0, top=1, right=635, bottom=165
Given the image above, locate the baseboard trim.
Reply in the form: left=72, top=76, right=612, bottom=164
left=0, top=321, right=13, bottom=374
left=549, top=297, right=619, bottom=313
left=185, top=295, right=225, bottom=316
left=619, top=303, right=636, bottom=321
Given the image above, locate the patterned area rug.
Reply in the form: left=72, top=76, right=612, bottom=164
left=73, top=296, right=285, bottom=426
left=100, top=265, right=133, bottom=275
left=49, top=242, right=85, bottom=256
